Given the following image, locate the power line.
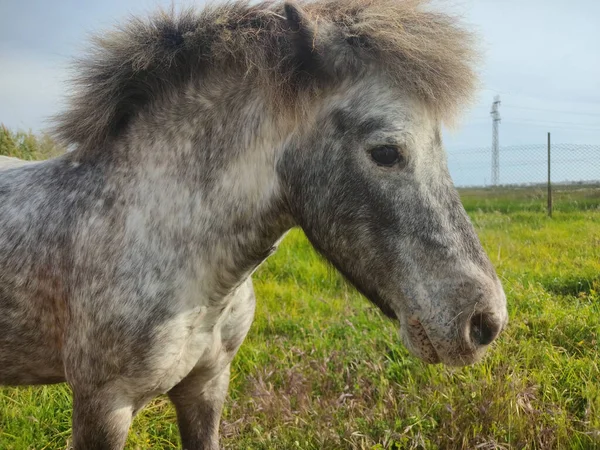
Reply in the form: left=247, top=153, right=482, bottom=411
left=503, top=105, right=600, bottom=117
left=502, top=120, right=600, bottom=132
left=447, top=143, right=600, bottom=157
left=448, top=147, right=527, bottom=157
left=463, top=118, right=600, bottom=131
left=505, top=117, right=600, bottom=127
left=501, top=158, right=600, bottom=168
left=450, top=157, right=599, bottom=169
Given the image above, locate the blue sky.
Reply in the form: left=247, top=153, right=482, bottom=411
left=1, top=0, right=599, bottom=185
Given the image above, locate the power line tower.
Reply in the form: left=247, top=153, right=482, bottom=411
left=490, top=95, right=501, bottom=186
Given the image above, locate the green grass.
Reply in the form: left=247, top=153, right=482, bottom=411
left=1, top=189, right=599, bottom=449
left=460, top=184, right=600, bottom=214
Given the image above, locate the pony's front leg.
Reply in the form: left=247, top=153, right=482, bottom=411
left=168, top=364, right=231, bottom=450
left=70, top=387, right=134, bottom=450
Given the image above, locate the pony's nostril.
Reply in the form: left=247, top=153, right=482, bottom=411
left=469, top=312, right=501, bottom=347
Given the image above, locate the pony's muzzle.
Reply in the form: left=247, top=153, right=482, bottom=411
left=407, top=285, right=508, bottom=366
left=466, top=310, right=505, bottom=348
left=452, top=287, right=508, bottom=362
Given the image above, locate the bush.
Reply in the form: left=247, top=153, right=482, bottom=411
left=0, top=124, right=65, bottom=161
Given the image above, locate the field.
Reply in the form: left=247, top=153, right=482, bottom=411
left=1, top=185, right=599, bottom=449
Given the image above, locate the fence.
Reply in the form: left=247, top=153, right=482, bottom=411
left=447, top=141, right=600, bottom=214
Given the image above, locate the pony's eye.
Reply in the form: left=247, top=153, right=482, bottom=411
left=370, top=146, right=403, bottom=167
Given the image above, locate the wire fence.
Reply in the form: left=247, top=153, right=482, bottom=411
left=447, top=143, right=600, bottom=214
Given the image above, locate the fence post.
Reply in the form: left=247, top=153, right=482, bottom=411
left=547, top=132, right=552, bottom=217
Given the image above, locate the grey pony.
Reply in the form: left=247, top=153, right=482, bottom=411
left=0, top=1, right=507, bottom=448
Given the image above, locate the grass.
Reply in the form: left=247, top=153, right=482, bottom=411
left=1, top=186, right=599, bottom=449
left=460, top=184, right=600, bottom=214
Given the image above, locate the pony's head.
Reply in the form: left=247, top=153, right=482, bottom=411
left=276, top=1, right=507, bottom=365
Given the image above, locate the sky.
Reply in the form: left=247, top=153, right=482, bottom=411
left=1, top=0, right=599, bottom=185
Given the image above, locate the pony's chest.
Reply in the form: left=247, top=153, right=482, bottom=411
left=149, top=280, right=256, bottom=392
left=191, top=289, right=256, bottom=378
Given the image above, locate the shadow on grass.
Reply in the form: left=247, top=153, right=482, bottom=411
left=541, top=276, right=599, bottom=297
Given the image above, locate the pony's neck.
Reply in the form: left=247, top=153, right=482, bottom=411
left=112, top=79, right=295, bottom=298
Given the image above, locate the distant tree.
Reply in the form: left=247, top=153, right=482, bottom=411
left=0, top=125, right=18, bottom=157
left=0, top=124, right=65, bottom=160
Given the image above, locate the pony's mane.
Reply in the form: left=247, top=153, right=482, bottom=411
left=53, top=0, right=479, bottom=152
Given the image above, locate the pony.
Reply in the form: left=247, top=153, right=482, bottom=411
left=0, top=1, right=507, bottom=448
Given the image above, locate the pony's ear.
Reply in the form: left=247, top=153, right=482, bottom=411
left=284, top=2, right=307, bottom=32
left=283, top=2, right=319, bottom=77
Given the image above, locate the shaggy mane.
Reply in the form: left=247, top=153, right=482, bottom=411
left=53, top=0, right=479, bottom=152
